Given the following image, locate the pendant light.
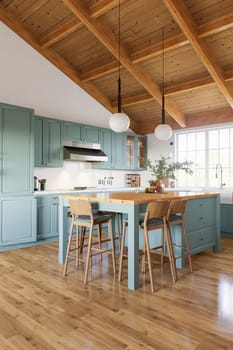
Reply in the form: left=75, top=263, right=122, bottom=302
left=109, top=0, right=130, bottom=133
left=154, top=28, right=172, bottom=141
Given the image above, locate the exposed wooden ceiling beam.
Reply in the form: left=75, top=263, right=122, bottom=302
left=0, top=4, right=113, bottom=114
left=112, top=93, right=154, bottom=108
left=136, top=109, right=233, bottom=135
left=198, top=13, right=233, bottom=37
left=63, top=0, right=186, bottom=127
left=113, top=68, right=233, bottom=108
left=163, top=0, right=233, bottom=109
left=40, top=0, right=123, bottom=48
left=81, top=11, right=233, bottom=82
left=80, top=61, right=119, bottom=82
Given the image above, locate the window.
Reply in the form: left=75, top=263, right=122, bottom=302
left=175, top=125, right=233, bottom=188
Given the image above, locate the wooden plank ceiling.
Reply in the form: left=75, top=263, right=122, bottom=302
left=1, top=0, right=233, bottom=134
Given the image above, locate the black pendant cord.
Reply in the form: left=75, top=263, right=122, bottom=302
left=117, top=0, right=122, bottom=113
left=162, top=27, right=165, bottom=125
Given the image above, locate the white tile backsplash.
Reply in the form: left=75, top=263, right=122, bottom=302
left=34, top=161, right=147, bottom=190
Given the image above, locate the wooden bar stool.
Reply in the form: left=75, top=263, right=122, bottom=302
left=118, top=200, right=177, bottom=293
left=63, top=199, right=116, bottom=284
left=166, top=199, right=193, bottom=273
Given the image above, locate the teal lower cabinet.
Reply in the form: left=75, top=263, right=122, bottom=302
left=120, top=196, right=219, bottom=269
left=185, top=197, right=217, bottom=252
left=36, top=195, right=59, bottom=240
left=0, top=196, right=36, bottom=248
left=220, top=204, right=233, bottom=237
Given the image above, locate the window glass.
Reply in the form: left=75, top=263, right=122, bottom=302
left=196, top=132, right=205, bottom=150
left=209, top=149, right=218, bottom=168
left=219, top=129, right=229, bottom=149
left=209, top=130, right=218, bottom=149
left=175, top=125, right=233, bottom=188
left=178, top=134, right=187, bottom=151
left=219, top=149, right=229, bottom=167
left=187, top=133, right=195, bottom=151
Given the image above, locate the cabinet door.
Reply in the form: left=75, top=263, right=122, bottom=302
left=221, top=204, right=233, bottom=234
left=126, top=135, right=136, bottom=169
left=185, top=197, right=216, bottom=231
left=0, top=196, right=36, bottom=246
left=1, top=104, right=33, bottom=194
left=45, top=119, right=63, bottom=167
left=94, top=129, right=112, bottom=169
left=34, top=117, right=44, bottom=166
left=35, top=117, right=63, bottom=167
left=137, top=136, right=147, bottom=169
left=81, top=126, right=99, bottom=143
left=37, top=196, right=59, bottom=239
left=63, top=122, right=82, bottom=141
left=112, top=133, right=125, bottom=169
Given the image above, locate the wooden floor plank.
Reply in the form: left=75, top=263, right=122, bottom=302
left=0, top=238, right=233, bottom=349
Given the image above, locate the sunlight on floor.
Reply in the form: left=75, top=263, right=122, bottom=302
left=218, top=277, right=233, bottom=321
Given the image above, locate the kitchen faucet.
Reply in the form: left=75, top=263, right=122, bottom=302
left=215, top=163, right=226, bottom=189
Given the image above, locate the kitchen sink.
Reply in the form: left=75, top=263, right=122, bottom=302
left=219, top=191, right=233, bottom=204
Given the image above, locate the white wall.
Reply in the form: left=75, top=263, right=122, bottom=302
left=0, top=22, right=111, bottom=127
left=34, top=163, right=145, bottom=190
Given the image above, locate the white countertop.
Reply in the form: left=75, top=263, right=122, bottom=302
left=34, top=187, right=144, bottom=196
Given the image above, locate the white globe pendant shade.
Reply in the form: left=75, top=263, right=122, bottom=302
left=154, top=123, right=172, bottom=140
left=109, top=112, right=130, bottom=133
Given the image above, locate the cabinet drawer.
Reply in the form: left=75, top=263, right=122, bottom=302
left=185, top=198, right=216, bottom=231
left=188, top=226, right=215, bottom=251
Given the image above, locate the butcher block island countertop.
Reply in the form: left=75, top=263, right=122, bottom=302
left=59, top=191, right=220, bottom=291
left=60, top=191, right=220, bottom=204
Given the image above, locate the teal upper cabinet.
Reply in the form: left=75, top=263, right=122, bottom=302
left=112, top=132, right=126, bottom=169
left=63, top=122, right=99, bottom=143
left=63, top=121, right=147, bottom=170
left=81, top=125, right=99, bottom=143
left=35, top=116, right=63, bottom=167
left=63, top=122, right=81, bottom=141
left=126, top=134, right=147, bottom=170
left=96, top=129, right=112, bottom=169
left=0, top=103, right=34, bottom=194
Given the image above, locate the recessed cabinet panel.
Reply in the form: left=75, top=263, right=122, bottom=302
left=0, top=197, right=36, bottom=245
left=112, top=133, right=125, bottom=169
left=1, top=105, right=33, bottom=194
left=185, top=197, right=216, bottom=231
left=81, top=126, right=99, bottom=143
left=63, top=122, right=82, bottom=141
left=97, top=129, right=112, bottom=169
left=34, top=116, right=63, bottom=167
left=221, top=204, right=233, bottom=234
left=34, top=118, right=43, bottom=167
left=36, top=196, right=59, bottom=239
left=46, top=120, right=63, bottom=166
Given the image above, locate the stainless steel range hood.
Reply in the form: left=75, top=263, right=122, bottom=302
left=63, top=140, right=108, bottom=162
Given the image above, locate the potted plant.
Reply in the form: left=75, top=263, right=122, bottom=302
left=146, top=156, right=194, bottom=192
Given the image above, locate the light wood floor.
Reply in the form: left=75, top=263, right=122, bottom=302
left=0, top=239, right=233, bottom=349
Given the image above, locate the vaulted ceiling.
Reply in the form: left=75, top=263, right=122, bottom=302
left=1, top=0, right=233, bottom=134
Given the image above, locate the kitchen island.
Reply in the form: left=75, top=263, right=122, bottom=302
left=59, top=191, right=220, bottom=290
